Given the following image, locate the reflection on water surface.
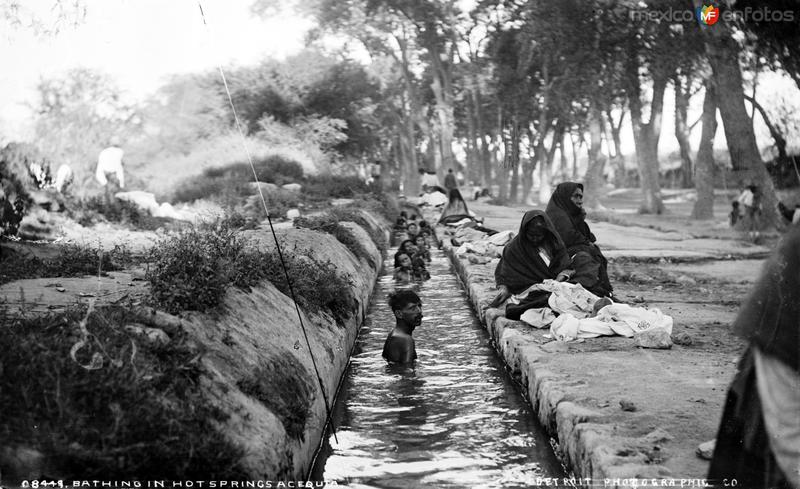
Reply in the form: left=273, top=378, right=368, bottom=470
left=312, top=249, right=566, bottom=488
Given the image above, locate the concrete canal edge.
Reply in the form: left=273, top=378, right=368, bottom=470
left=435, top=226, right=715, bottom=486
left=170, top=210, right=391, bottom=479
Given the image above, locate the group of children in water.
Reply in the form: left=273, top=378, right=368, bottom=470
left=392, top=212, right=434, bottom=281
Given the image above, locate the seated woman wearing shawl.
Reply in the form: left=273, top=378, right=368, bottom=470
left=489, top=210, right=575, bottom=320
left=545, top=182, right=613, bottom=298
left=708, top=225, right=800, bottom=488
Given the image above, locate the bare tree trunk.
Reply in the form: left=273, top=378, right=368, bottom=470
left=471, top=86, right=492, bottom=189
left=497, top=111, right=510, bottom=203
left=510, top=161, right=520, bottom=203
left=507, top=116, right=521, bottom=202
left=569, top=131, right=581, bottom=180
left=628, top=54, right=666, bottom=214
left=424, top=24, right=456, bottom=174
left=693, top=0, right=780, bottom=227
left=538, top=121, right=563, bottom=204
left=584, top=106, right=607, bottom=210
left=692, top=82, right=717, bottom=220
left=465, top=89, right=478, bottom=184
left=546, top=124, right=562, bottom=175
left=536, top=129, right=553, bottom=205
left=521, top=126, right=538, bottom=205
left=674, top=73, right=694, bottom=188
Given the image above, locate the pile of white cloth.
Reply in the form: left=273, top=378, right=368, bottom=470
left=512, top=280, right=673, bottom=341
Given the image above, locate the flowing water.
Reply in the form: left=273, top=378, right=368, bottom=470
left=311, top=247, right=566, bottom=488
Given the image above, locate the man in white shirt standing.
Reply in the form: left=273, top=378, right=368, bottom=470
left=96, top=140, right=125, bottom=204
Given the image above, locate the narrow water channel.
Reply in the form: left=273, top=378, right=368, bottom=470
left=311, top=246, right=567, bottom=488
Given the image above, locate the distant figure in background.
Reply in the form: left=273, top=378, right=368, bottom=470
left=382, top=289, right=423, bottom=364
left=777, top=201, right=800, bottom=226
left=474, top=187, right=492, bottom=201
left=419, top=167, right=439, bottom=191
left=54, top=164, right=73, bottom=193
left=444, top=168, right=458, bottom=191
left=96, top=143, right=125, bottom=189
left=28, top=162, right=51, bottom=189
left=370, top=160, right=382, bottom=188
left=96, top=141, right=125, bottom=204
left=708, top=225, right=800, bottom=488
left=730, top=201, right=742, bottom=228
left=737, top=184, right=762, bottom=238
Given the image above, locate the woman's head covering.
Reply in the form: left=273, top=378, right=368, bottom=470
left=549, top=182, right=584, bottom=216
left=545, top=181, right=593, bottom=249
left=733, top=225, right=800, bottom=373
left=494, top=210, right=569, bottom=293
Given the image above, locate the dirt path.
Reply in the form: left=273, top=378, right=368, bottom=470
left=426, top=195, right=774, bottom=482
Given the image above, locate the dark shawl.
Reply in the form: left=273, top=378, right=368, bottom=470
left=494, top=210, right=570, bottom=294
left=545, top=182, right=596, bottom=253
left=733, top=225, right=800, bottom=373
left=438, top=188, right=472, bottom=224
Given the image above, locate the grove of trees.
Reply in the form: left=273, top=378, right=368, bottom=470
left=4, top=0, right=800, bottom=228
left=250, top=0, right=800, bottom=227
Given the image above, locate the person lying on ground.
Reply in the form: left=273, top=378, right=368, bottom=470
left=708, top=224, right=800, bottom=488
left=382, top=289, right=423, bottom=364
left=393, top=252, right=414, bottom=282
left=545, top=182, right=613, bottom=298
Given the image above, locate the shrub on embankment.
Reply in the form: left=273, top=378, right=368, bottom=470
left=294, top=214, right=375, bottom=267
left=0, top=305, right=247, bottom=480
left=145, top=218, right=358, bottom=323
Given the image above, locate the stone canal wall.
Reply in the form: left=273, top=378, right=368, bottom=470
left=206, top=211, right=390, bottom=478
left=432, top=217, right=727, bottom=487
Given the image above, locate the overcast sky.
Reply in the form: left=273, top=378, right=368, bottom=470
left=0, top=0, right=311, bottom=140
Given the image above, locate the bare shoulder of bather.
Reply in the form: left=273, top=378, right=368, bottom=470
left=382, top=329, right=416, bottom=364
left=383, top=289, right=422, bottom=364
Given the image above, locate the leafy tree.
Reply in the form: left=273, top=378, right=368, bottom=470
left=691, top=0, right=782, bottom=228
left=139, top=72, right=230, bottom=157
left=1, top=0, right=85, bottom=35
left=32, top=68, right=141, bottom=194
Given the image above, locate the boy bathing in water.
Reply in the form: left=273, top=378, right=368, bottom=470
left=382, top=289, right=423, bottom=364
